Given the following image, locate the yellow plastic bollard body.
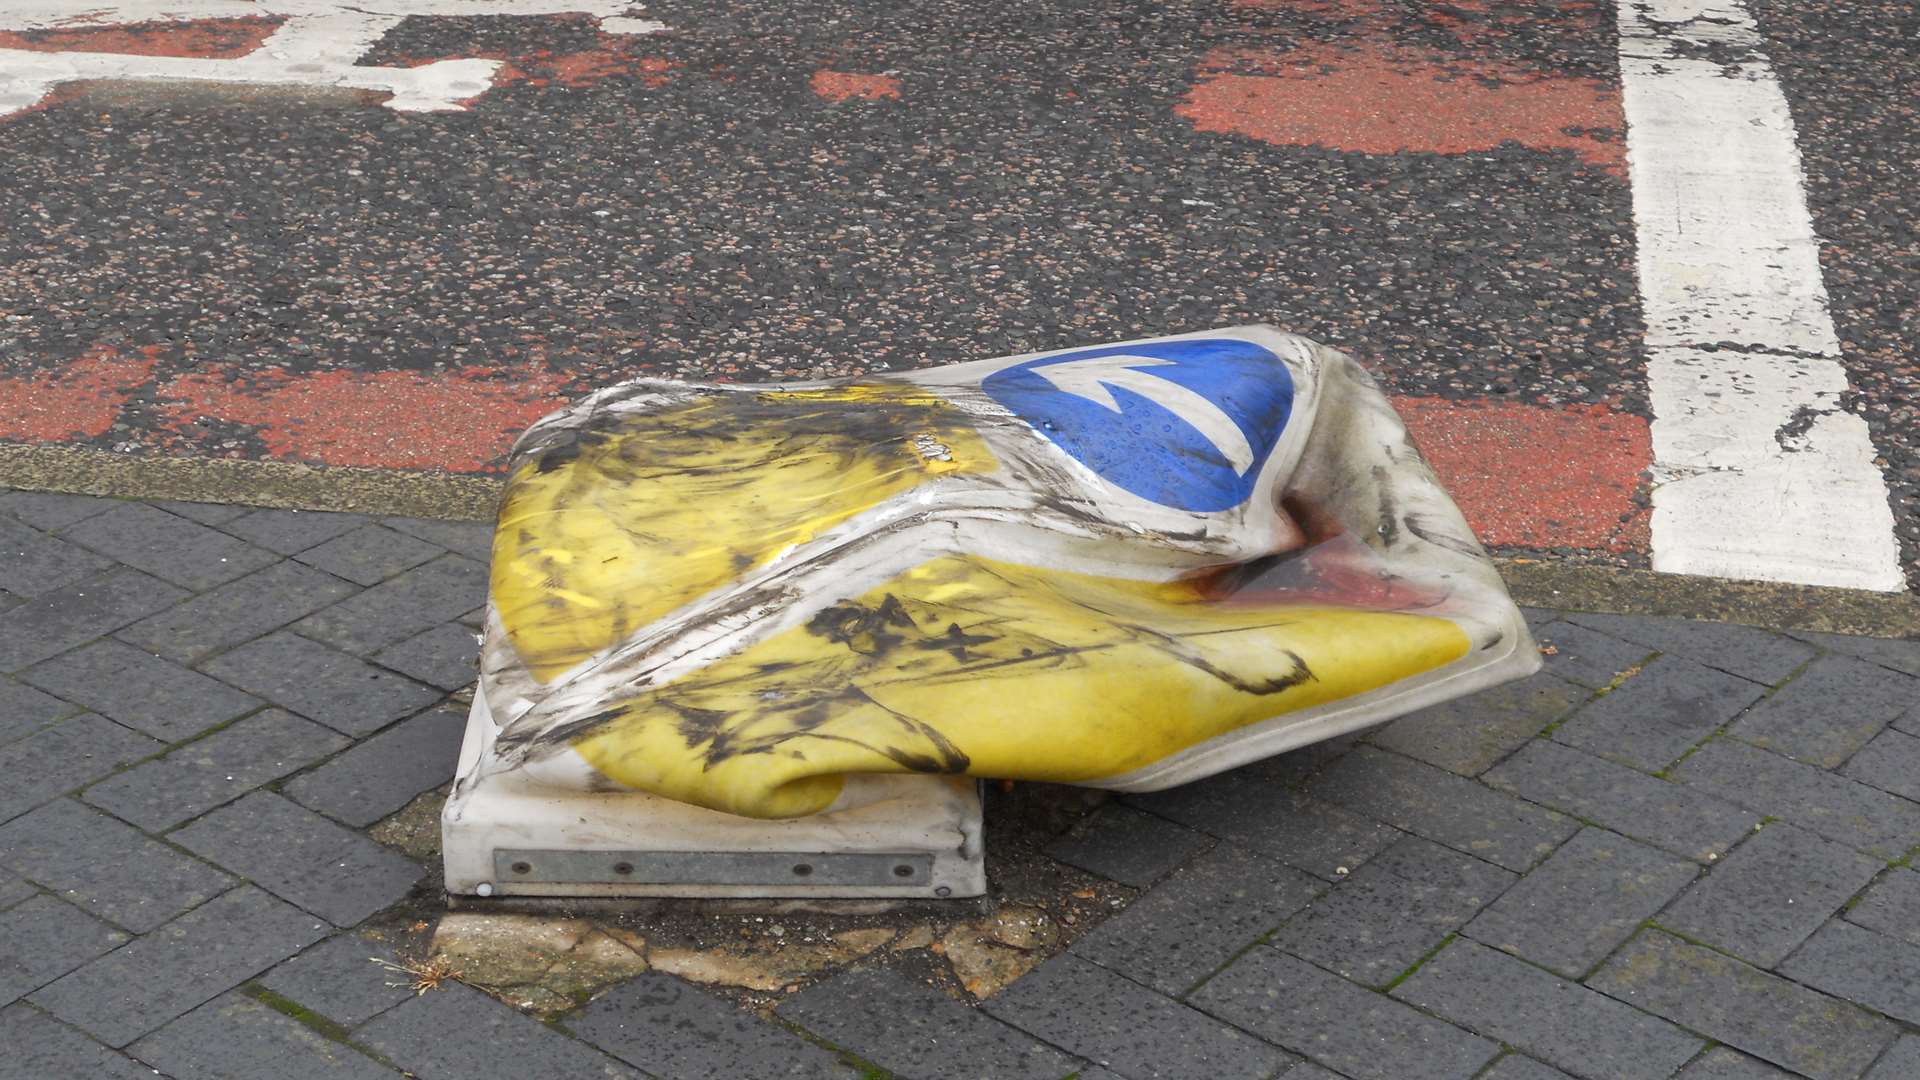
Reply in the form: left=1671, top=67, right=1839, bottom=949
left=443, top=327, right=1537, bottom=898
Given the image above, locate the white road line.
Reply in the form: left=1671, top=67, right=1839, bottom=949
left=0, top=1, right=667, bottom=117
left=1619, top=0, right=1904, bottom=592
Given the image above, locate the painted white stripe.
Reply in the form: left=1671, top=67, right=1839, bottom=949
left=0, top=1, right=667, bottom=117
left=1619, top=0, right=1904, bottom=591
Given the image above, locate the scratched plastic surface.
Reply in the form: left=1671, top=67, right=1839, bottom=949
left=470, top=327, right=1538, bottom=818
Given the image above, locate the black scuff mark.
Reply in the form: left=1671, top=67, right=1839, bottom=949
left=1774, top=404, right=1828, bottom=452
left=1402, top=512, right=1485, bottom=559
left=1372, top=464, right=1401, bottom=548
left=497, top=706, right=628, bottom=756
left=806, top=593, right=916, bottom=655
left=915, top=621, right=998, bottom=662
left=1120, top=621, right=1317, bottom=696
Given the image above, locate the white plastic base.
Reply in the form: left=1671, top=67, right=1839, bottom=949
left=442, top=687, right=987, bottom=899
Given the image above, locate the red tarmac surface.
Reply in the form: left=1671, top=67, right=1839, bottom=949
left=0, top=16, right=281, bottom=59
left=1178, top=41, right=1623, bottom=173
left=0, top=352, right=1653, bottom=553
left=811, top=71, right=903, bottom=103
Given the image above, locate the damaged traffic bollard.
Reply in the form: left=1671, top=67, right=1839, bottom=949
left=442, top=326, right=1538, bottom=900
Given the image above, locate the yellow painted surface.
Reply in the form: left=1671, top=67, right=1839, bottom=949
left=491, top=384, right=994, bottom=681
left=569, top=555, right=1471, bottom=818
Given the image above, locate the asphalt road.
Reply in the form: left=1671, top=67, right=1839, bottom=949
left=0, top=0, right=1910, bottom=589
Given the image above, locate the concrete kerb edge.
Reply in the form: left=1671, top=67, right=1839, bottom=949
left=3, top=443, right=1914, bottom=638
left=0, top=443, right=499, bottom=521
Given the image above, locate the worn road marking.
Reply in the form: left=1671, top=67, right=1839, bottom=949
left=0, top=0, right=665, bottom=117
left=1620, top=0, right=1903, bottom=591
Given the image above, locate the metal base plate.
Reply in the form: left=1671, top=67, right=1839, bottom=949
left=442, top=689, right=987, bottom=899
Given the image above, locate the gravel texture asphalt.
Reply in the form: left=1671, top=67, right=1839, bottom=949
left=0, top=0, right=1910, bottom=586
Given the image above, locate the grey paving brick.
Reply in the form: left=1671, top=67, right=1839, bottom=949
left=1888, top=702, right=1919, bottom=736
left=1275, top=1066, right=1343, bottom=1080
left=0, top=798, right=232, bottom=932
left=1564, top=613, right=1817, bottom=686
left=1674, top=1047, right=1798, bottom=1079
left=0, top=895, right=129, bottom=1005
left=174, top=793, right=422, bottom=928
left=283, top=706, right=464, bottom=827
left=1308, top=746, right=1577, bottom=872
left=259, top=933, right=416, bottom=1028
left=1045, top=804, right=1212, bottom=888
left=357, top=981, right=638, bottom=1079
left=1533, top=620, right=1655, bottom=689
left=1481, top=1056, right=1576, bottom=1080
left=221, top=508, right=370, bottom=555
left=29, top=885, right=326, bottom=1047
left=1864, top=1037, right=1920, bottom=1080
left=1778, top=920, right=1920, bottom=1026
left=1728, top=655, right=1917, bottom=768
left=1589, top=931, right=1894, bottom=1080
left=1842, top=727, right=1920, bottom=801
left=1071, top=844, right=1324, bottom=996
left=117, top=559, right=358, bottom=665
left=295, top=524, right=444, bottom=587
left=986, top=953, right=1295, bottom=1080
left=130, top=990, right=398, bottom=1079
left=1659, top=822, right=1882, bottom=967
left=153, top=500, right=252, bottom=526
left=1394, top=937, right=1701, bottom=1080
left=1192, top=948, right=1497, bottom=1080
left=1484, top=740, right=1758, bottom=862
left=373, top=622, right=480, bottom=691
left=1552, top=655, right=1764, bottom=772
left=0, top=713, right=160, bottom=825
left=1268, top=835, right=1515, bottom=989
left=203, top=632, right=442, bottom=737
left=1519, top=607, right=1560, bottom=634
left=293, top=555, right=488, bottom=655
left=1789, top=631, right=1920, bottom=678
left=1846, top=868, right=1920, bottom=947
left=0, top=868, right=31, bottom=909
left=0, top=490, right=116, bottom=530
left=1244, top=733, right=1366, bottom=789
left=1463, top=827, right=1696, bottom=977
left=0, top=567, right=188, bottom=673
left=381, top=517, right=494, bottom=562
left=1367, top=672, right=1587, bottom=776
left=23, top=638, right=263, bottom=742
left=0, top=1003, right=153, bottom=1080
left=0, top=677, right=78, bottom=744
left=778, top=966, right=1079, bottom=1080
left=1128, top=770, right=1400, bottom=880
left=0, top=517, right=111, bottom=598
left=61, top=502, right=278, bottom=590
left=1672, top=738, right=1920, bottom=859
left=84, top=708, right=347, bottom=831
left=574, top=972, right=855, bottom=1079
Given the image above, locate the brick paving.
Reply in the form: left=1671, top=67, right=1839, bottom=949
left=0, top=488, right=1916, bottom=1079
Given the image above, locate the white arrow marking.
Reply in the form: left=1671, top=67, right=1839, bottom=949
left=1032, top=354, right=1257, bottom=474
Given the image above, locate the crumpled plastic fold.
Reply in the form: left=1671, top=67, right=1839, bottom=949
left=469, top=326, right=1539, bottom=818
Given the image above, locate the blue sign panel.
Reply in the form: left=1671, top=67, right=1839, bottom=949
left=982, top=338, right=1294, bottom=512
